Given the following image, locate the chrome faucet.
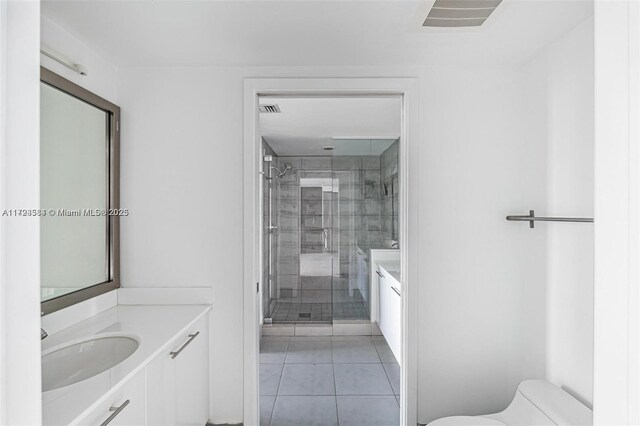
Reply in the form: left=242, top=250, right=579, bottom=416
left=41, top=328, right=48, bottom=340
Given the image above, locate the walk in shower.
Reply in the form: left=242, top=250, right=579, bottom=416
left=262, top=139, right=399, bottom=324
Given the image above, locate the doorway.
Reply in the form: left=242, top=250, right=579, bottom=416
left=243, top=78, right=419, bottom=426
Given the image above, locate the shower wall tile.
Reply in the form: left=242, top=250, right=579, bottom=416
left=363, top=200, right=381, bottom=215
left=302, top=157, right=332, bottom=170
left=279, top=230, right=299, bottom=244
left=362, top=156, right=381, bottom=170
left=279, top=184, right=299, bottom=200
left=279, top=216, right=300, bottom=230
left=278, top=260, right=299, bottom=276
left=301, top=201, right=323, bottom=215
left=333, top=157, right=362, bottom=171
left=278, top=275, right=300, bottom=291
left=338, top=185, right=361, bottom=201
left=363, top=170, right=381, bottom=183
left=301, top=276, right=332, bottom=291
left=299, top=170, right=334, bottom=180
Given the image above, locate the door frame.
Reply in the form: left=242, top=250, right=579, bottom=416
left=243, top=78, right=419, bottom=426
left=593, top=1, right=640, bottom=424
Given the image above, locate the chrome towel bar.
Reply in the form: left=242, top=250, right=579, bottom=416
left=506, top=210, right=594, bottom=228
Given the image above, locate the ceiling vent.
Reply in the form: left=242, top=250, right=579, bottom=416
left=423, top=0, right=502, bottom=27
left=259, top=104, right=281, bottom=113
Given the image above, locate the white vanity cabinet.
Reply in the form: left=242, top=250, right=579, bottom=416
left=147, top=315, right=210, bottom=426
left=378, top=265, right=402, bottom=364
left=76, top=371, right=146, bottom=426
left=42, top=304, right=212, bottom=426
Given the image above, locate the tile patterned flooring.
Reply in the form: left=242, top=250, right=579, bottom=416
left=270, top=302, right=369, bottom=322
left=260, top=335, right=400, bottom=426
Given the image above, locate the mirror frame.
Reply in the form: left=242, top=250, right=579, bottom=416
left=40, top=67, right=121, bottom=316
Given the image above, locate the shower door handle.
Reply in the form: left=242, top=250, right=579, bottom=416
left=322, top=228, right=329, bottom=251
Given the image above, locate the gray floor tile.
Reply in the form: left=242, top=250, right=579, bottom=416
left=336, top=396, right=400, bottom=426
left=261, top=363, right=283, bottom=396
left=334, top=364, right=394, bottom=395
left=279, top=364, right=335, bottom=395
left=332, top=340, right=380, bottom=363
left=383, top=362, right=400, bottom=395
left=261, top=395, right=276, bottom=426
left=270, top=396, right=338, bottom=426
left=261, top=339, right=290, bottom=364
left=286, top=340, right=332, bottom=364
left=373, top=338, right=398, bottom=363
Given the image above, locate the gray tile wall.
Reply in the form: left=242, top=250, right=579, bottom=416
left=271, top=156, right=384, bottom=317
left=380, top=140, right=399, bottom=243
left=263, top=140, right=279, bottom=317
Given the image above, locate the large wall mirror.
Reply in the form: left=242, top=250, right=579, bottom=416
left=40, top=67, right=120, bottom=315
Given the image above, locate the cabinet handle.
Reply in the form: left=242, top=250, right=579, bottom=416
left=170, top=331, right=200, bottom=359
left=391, top=286, right=401, bottom=296
left=376, top=270, right=385, bottom=278
left=100, top=400, right=130, bottom=426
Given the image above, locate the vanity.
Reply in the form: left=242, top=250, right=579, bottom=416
left=42, top=291, right=211, bottom=426
left=39, top=68, right=212, bottom=425
left=376, top=261, right=401, bottom=364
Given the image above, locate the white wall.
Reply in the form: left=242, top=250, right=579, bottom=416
left=524, top=17, right=595, bottom=408
left=0, top=1, right=42, bottom=424
left=116, top=64, right=548, bottom=423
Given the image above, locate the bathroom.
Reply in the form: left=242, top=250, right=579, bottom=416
left=1, top=1, right=639, bottom=425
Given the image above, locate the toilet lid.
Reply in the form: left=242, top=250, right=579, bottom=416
left=428, top=416, right=507, bottom=426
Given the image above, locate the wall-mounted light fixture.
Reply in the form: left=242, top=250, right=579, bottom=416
left=40, top=44, right=87, bottom=76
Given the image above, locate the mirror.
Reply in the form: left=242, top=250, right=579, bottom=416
left=40, top=68, right=120, bottom=315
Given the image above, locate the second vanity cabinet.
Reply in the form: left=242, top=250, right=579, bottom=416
left=378, top=265, right=402, bottom=364
left=147, top=315, right=210, bottom=426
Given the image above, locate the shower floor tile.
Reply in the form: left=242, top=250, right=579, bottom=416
left=269, top=301, right=368, bottom=322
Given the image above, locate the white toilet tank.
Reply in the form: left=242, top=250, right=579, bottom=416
left=428, top=380, right=592, bottom=426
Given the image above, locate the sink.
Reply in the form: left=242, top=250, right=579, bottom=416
left=42, top=334, right=139, bottom=392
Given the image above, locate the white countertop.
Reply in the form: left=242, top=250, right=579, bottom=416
left=377, top=261, right=401, bottom=284
left=42, top=304, right=211, bottom=425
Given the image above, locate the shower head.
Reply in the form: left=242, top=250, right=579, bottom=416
left=273, top=162, right=293, bottom=178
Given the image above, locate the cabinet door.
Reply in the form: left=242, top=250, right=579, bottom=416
left=77, top=370, right=146, bottom=426
left=378, top=269, right=402, bottom=364
left=146, top=314, right=210, bottom=426
left=146, top=347, right=177, bottom=425
left=173, top=316, right=210, bottom=426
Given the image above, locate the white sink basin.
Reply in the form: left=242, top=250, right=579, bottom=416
left=42, top=334, right=139, bottom=392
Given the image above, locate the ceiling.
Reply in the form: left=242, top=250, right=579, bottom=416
left=41, top=0, right=594, bottom=68
left=259, top=97, right=401, bottom=156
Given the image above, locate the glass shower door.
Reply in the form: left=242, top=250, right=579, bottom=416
left=299, top=170, right=336, bottom=322
left=331, top=146, right=377, bottom=321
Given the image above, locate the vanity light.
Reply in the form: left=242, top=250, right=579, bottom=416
left=40, top=44, right=87, bottom=76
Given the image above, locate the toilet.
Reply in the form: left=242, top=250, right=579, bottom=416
left=428, top=380, right=592, bottom=426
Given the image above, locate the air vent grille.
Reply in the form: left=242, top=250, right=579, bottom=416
left=259, top=104, right=281, bottom=113
left=423, top=0, right=502, bottom=27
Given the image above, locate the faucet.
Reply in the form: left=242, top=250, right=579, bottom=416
left=391, top=242, right=399, bottom=249
left=41, top=328, right=48, bottom=340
